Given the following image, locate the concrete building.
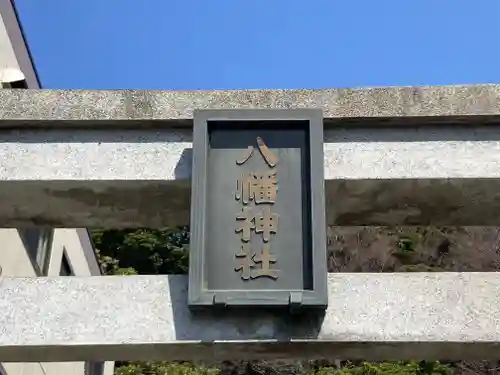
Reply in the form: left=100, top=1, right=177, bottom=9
left=0, top=229, right=114, bottom=375
left=0, top=1, right=114, bottom=374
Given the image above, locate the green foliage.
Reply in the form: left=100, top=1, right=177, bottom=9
left=113, top=361, right=453, bottom=375
left=92, top=227, right=189, bottom=275
left=392, top=237, right=418, bottom=265
left=114, top=362, right=219, bottom=375
left=314, top=362, right=453, bottom=375
left=399, top=264, right=444, bottom=272
left=392, top=233, right=447, bottom=272
left=396, top=237, right=416, bottom=253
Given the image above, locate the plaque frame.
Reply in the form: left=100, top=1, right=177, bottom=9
left=188, top=109, right=327, bottom=311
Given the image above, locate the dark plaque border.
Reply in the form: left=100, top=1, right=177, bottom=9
left=188, top=109, right=327, bottom=311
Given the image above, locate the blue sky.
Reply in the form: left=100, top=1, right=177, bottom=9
left=14, top=0, right=500, bottom=90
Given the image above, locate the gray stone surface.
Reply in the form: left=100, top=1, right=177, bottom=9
left=1, top=85, right=500, bottom=122
left=4, top=126, right=500, bottom=181
left=1, top=126, right=500, bottom=226
left=1, top=273, right=500, bottom=361
left=2, top=85, right=500, bottom=226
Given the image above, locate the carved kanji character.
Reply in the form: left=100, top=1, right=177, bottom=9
left=256, top=137, right=278, bottom=168
left=236, top=171, right=278, bottom=205
left=251, top=244, right=278, bottom=280
left=235, top=206, right=255, bottom=242
left=235, top=243, right=253, bottom=280
left=254, top=206, right=279, bottom=242
left=252, top=171, right=277, bottom=204
left=236, top=145, right=254, bottom=165
left=235, top=137, right=278, bottom=168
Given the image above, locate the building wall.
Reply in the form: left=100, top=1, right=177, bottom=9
left=0, top=3, right=113, bottom=373
left=0, top=229, right=114, bottom=375
left=0, top=0, right=39, bottom=88
left=0, top=11, right=21, bottom=82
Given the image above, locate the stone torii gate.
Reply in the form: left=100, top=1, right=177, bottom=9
left=1, top=84, right=500, bottom=362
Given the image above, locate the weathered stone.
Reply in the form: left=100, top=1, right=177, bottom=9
left=1, top=273, right=500, bottom=362
left=1, top=124, right=500, bottom=226
left=1, top=85, right=500, bottom=123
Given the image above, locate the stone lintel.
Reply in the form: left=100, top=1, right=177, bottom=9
left=1, top=126, right=500, bottom=226
left=1, top=84, right=500, bottom=125
left=2, top=85, right=500, bottom=226
left=1, top=273, right=499, bottom=362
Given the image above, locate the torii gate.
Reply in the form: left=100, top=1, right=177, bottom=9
left=1, top=84, right=500, bottom=362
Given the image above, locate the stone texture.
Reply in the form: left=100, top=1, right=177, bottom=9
left=3, top=126, right=500, bottom=181
left=1, top=86, right=500, bottom=226
left=1, top=85, right=500, bottom=122
left=1, top=273, right=500, bottom=362
left=2, top=179, right=500, bottom=227
left=0, top=126, right=500, bottom=226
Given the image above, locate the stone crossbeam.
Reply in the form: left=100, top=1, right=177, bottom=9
left=1, top=273, right=500, bottom=362
left=2, top=85, right=500, bottom=122
left=2, top=85, right=500, bottom=227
